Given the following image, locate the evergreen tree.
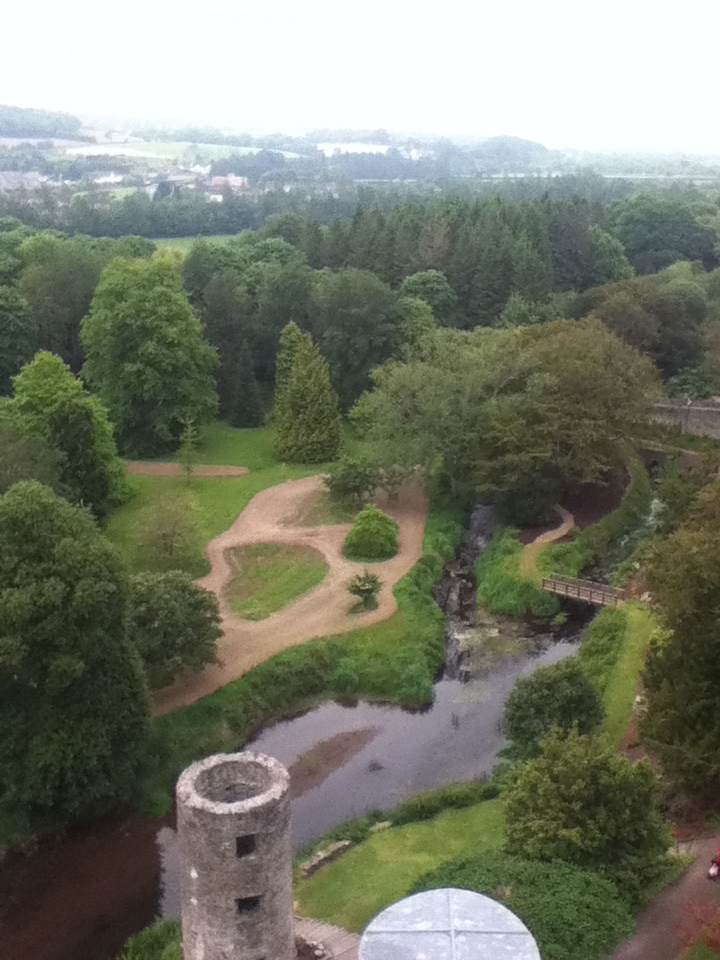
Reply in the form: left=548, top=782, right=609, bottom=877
left=642, top=479, right=720, bottom=791
left=229, top=339, right=262, bottom=427
left=274, top=321, right=312, bottom=400
left=0, top=286, right=36, bottom=396
left=273, top=336, right=341, bottom=463
left=512, top=234, right=553, bottom=301
left=201, top=268, right=254, bottom=418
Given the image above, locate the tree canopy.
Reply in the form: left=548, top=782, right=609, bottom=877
left=81, top=253, right=217, bottom=456
left=0, top=482, right=148, bottom=820
left=357, top=318, right=658, bottom=522
left=643, top=477, right=720, bottom=792
left=9, top=351, right=125, bottom=518
left=273, top=333, right=341, bottom=463
left=127, top=572, right=221, bottom=689
left=503, top=658, right=603, bottom=753
left=0, top=286, right=35, bottom=395
left=505, top=728, right=668, bottom=902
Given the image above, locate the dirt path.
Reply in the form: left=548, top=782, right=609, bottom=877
left=517, top=506, right=574, bottom=577
left=126, top=461, right=249, bottom=477
left=610, top=836, right=720, bottom=959
left=153, top=476, right=429, bottom=715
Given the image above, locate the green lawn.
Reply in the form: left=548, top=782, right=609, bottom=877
left=295, top=800, right=505, bottom=932
left=600, top=603, right=655, bottom=747
left=226, top=543, right=327, bottom=619
left=151, top=235, right=236, bottom=254
left=105, top=425, right=321, bottom=577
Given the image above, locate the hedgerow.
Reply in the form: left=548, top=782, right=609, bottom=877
left=412, top=852, right=635, bottom=960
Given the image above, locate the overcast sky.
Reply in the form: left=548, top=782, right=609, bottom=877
left=3, top=0, right=718, bottom=153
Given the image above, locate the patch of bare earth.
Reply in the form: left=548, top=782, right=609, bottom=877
left=125, top=462, right=249, bottom=477
left=152, top=477, right=429, bottom=715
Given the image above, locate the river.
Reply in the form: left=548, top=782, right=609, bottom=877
left=0, top=506, right=588, bottom=960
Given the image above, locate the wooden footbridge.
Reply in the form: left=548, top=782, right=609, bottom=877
left=542, top=574, right=626, bottom=607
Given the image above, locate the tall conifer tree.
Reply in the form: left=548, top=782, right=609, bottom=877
left=273, top=336, right=341, bottom=463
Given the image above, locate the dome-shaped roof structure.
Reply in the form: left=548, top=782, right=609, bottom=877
left=359, top=887, right=541, bottom=960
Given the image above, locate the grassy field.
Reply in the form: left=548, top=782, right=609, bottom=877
left=151, top=235, right=236, bottom=253
left=576, top=603, right=655, bottom=747
left=225, top=543, right=327, bottom=619
left=599, top=603, right=655, bottom=746
left=295, top=800, right=505, bottom=931
left=105, top=425, right=319, bottom=577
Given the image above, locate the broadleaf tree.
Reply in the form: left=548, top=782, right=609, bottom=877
left=0, top=482, right=149, bottom=822
left=81, top=253, right=218, bottom=456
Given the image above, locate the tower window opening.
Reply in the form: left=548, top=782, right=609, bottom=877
left=236, top=834, right=257, bottom=858
left=235, top=895, right=261, bottom=916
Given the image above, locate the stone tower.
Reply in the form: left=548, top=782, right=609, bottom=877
left=176, top=751, right=295, bottom=960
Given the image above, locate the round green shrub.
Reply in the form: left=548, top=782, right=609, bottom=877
left=503, top=657, right=604, bottom=753
left=343, top=504, right=399, bottom=561
left=412, top=852, right=634, bottom=960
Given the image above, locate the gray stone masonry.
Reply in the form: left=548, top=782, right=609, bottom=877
left=650, top=399, right=720, bottom=440
left=176, top=751, right=295, bottom=960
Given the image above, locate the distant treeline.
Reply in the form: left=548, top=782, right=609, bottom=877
left=0, top=104, right=83, bottom=140
left=0, top=172, right=666, bottom=239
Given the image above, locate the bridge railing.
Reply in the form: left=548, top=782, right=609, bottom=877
left=541, top=574, right=626, bottom=607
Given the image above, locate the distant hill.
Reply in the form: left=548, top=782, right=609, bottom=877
left=473, top=136, right=550, bottom=169
left=0, top=105, right=83, bottom=140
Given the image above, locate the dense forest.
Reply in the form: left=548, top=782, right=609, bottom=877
left=0, top=104, right=83, bottom=140
left=3, top=190, right=719, bottom=429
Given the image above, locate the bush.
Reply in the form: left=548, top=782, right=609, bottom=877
left=475, top=528, right=559, bottom=617
left=391, top=780, right=500, bottom=826
left=117, top=919, right=181, bottom=960
left=505, top=728, right=669, bottom=904
left=412, top=852, right=635, bottom=960
left=331, top=658, right=360, bottom=696
left=397, top=655, right=433, bottom=705
left=343, top=504, right=399, bottom=561
left=348, top=570, right=382, bottom=608
left=577, top=606, right=629, bottom=696
left=503, top=658, right=604, bottom=752
left=326, top=456, right=380, bottom=506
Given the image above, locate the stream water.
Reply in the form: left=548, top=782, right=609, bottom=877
left=0, top=505, right=589, bottom=960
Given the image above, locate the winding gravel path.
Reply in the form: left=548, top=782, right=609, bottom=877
left=517, top=505, right=574, bottom=577
left=153, top=476, right=429, bottom=716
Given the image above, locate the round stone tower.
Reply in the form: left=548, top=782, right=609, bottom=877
left=176, top=751, right=295, bottom=960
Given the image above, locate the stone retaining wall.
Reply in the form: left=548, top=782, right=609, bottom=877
left=650, top=400, right=720, bottom=440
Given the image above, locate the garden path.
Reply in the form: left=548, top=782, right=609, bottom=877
left=152, top=476, right=428, bottom=715
left=610, top=834, right=720, bottom=959
left=517, top=505, right=574, bottom=577
left=126, top=461, right=249, bottom=477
